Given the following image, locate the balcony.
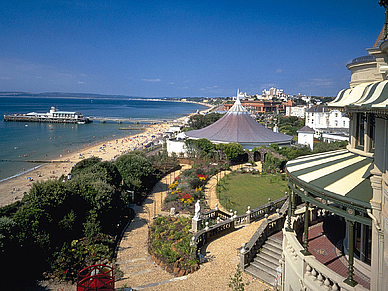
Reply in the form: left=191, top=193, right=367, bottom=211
left=283, top=207, right=370, bottom=291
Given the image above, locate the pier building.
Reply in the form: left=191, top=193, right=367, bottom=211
left=4, top=106, right=91, bottom=124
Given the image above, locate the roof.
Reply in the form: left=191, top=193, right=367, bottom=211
left=373, top=26, right=385, bottom=48
left=185, top=97, right=293, bottom=146
left=306, top=105, right=330, bottom=113
left=328, top=80, right=388, bottom=109
left=286, top=149, right=373, bottom=208
left=297, top=126, right=314, bottom=133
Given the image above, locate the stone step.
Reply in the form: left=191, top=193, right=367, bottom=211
left=243, top=233, right=283, bottom=287
left=262, top=239, right=282, bottom=252
left=245, top=265, right=276, bottom=286
left=261, top=244, right=282, bottom=259
left=253, top=254, right=279, bottom=270
left=250, top=259, right=277, bottom=277
left=266, top=237, right=282, bottom=250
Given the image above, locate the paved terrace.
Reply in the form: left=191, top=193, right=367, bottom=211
left=304, top=217, right=370, bottom=289
left=115, top=164, right=272, bottom=291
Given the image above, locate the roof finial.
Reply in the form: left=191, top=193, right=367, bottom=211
left=379, top=0, right=388, bottom=40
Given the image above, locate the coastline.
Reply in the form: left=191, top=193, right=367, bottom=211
left=0, top=103, right=214, bottom=208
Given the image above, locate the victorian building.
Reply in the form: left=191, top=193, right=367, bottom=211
left=282, top=28, right=388, bottom=290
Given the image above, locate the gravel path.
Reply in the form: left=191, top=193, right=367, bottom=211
left=115, top=164, right=273, bottom=291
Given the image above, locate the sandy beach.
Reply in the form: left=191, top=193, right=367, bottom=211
left=0, top=122, right=171, bottom=207
left=0, top=103, right=214, bottom=208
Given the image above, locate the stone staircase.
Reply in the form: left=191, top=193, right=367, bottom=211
left=245, top=235, right=283, bottom=286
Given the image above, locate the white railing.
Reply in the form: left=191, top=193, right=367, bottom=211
left=283, top=210, right=369, bottom=291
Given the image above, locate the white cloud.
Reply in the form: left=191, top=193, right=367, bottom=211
left=141, top=78, right=161, bottom=82
left=78, top=81, right=85, bottom=84
left=167, top=81, right=175, bottom=85
left=275, top=69, right=283, bottom=73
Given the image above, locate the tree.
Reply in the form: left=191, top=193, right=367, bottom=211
left=185, top=138, right=216, bottom=158
left=216, top=143, right=244, bottom=160
left=185, top=112, right=224, bottom=130
left=0, top=217, right=16, bottom=250
left=115, top=152, right=154, bottom=192
left=71, top=157, right=101, bottom=176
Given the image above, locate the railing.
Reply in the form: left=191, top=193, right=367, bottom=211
left=199, top=196, right=288, bottom=230
left=283, top=207, right=369, bottom=291
left=193, top=196, right=288, bottom=260
left=200, top=208, right=230, bottom=222
left=239, top=198, right=289, bottom=270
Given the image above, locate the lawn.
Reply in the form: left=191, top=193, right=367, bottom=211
left=217, top=172, right=288, bottom=215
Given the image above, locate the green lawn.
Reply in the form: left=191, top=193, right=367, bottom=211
left=217, top=172, right=288, bottom=215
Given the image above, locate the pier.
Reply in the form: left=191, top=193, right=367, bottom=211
left=89, top=117, right=173, bottom=124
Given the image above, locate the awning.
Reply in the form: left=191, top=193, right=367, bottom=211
left=328, top=80, right=388, bottom=109
left=286, top=149, right=373, bottom=207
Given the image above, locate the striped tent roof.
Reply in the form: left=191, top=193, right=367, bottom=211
left=328, top=80, right=388, bottom=109
left=286, top=149, right=373, bottom=207
left=185, top=97, right=293, bottom=147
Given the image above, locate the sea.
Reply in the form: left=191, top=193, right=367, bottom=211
left=0, top=96, right=207, bottom=182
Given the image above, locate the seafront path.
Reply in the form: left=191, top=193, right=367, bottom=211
left=115, top=164, right=272, bottom=291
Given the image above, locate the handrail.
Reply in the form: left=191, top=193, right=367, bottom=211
left=192, top=196, right=288, bottom=262
left=198, top=195, right=288, bottom=230
left=239, top=198, right=289, bottom=270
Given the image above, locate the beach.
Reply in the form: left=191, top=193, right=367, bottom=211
left=0, top=122, right=171, bottom=207
left=0, top=103, right=214, bottom=208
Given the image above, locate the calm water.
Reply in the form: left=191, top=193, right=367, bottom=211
left=0, top=97, right=206, bottom=181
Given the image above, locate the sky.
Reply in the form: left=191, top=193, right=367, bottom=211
left=0, top=0, right=384, bottom=98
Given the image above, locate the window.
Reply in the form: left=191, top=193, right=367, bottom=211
left=368, top=114, right=375, bottom=153
left=355, top=113, right=365, bottom=150
left=355, top=222, right=371, bottom=265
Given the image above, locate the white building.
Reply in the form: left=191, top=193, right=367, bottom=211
left=297, top=125, right=315, bottom=150
left=305, top=105, right=349, bottom=139
left=285, top=105, right=307, bottom=119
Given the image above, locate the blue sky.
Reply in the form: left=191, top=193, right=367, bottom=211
left=0, top=0, right=384, bottom=97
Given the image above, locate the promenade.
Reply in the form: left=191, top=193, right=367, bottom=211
left=115, top=164, right=272, bottom=291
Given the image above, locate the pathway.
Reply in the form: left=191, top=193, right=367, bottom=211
left=115, top=164, right=272, bottom=290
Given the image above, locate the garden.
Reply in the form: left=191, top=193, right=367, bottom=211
left=149, top=216, right=199, bottom=276
left=0, top=150, right=180, bottom=288
left=162, top=162, right=228, bottom=214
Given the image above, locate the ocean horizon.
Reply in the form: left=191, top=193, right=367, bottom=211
left=0, top=96, right=208, bottom=182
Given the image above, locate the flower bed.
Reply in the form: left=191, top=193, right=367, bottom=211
left=163, top=167, right=212, bottom=213
left=148, top=216, right=199, bottom=276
